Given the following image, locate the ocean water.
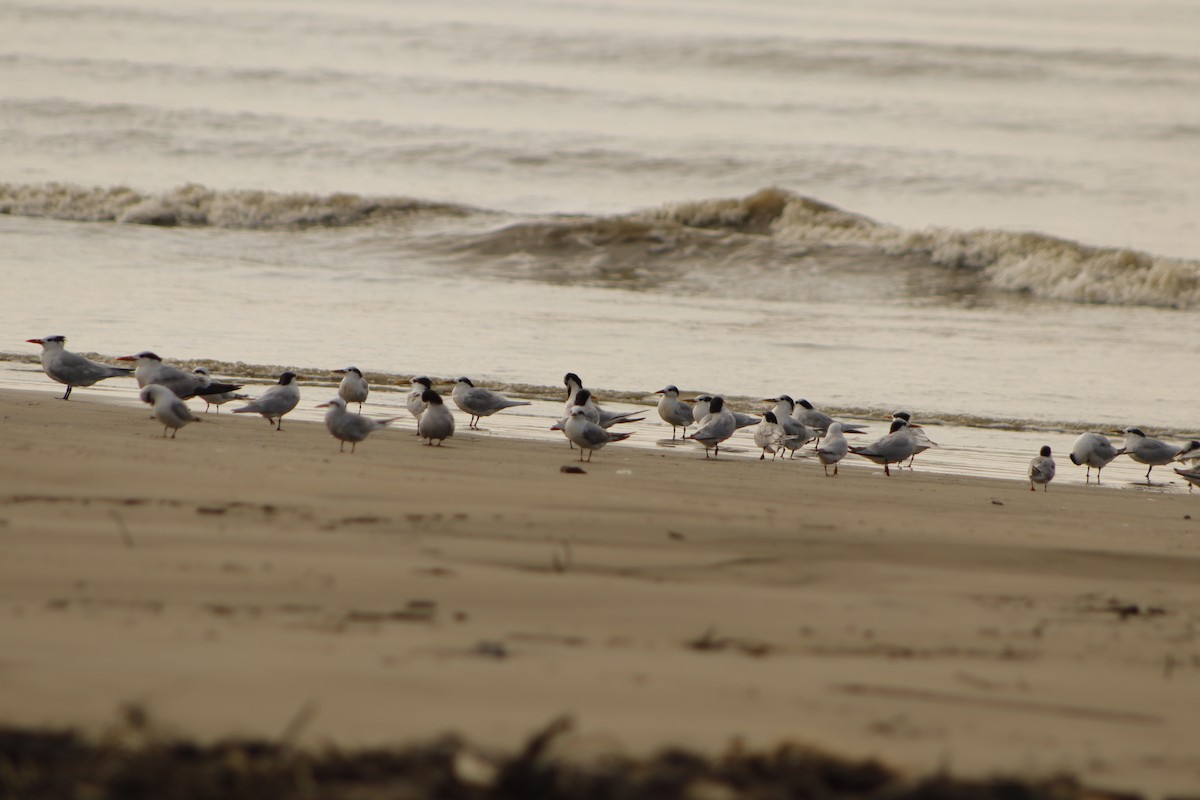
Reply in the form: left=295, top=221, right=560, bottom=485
left=2, top=0, right=1199, bottom=486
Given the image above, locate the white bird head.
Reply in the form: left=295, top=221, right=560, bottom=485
left=317, top=397, right=347, bottom=410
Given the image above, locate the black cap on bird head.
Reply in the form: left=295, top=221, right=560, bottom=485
left=798, top=399, right=815, bottom=410
left=278, top=371, right=297, bottom=385
left=422, top=389, right=443, bottom=404
left=1039, top=445, right=1052, bottom=457
left=764, top=411, right=778, bottom=424
left=136, top=351, right=162, bottom=361
left=564, top=372, right=582, bottom=389
left=38, top=335, right=67, bottom=344
left=344, top=366, right=362, bottom=377
left=412, top=376, right=432, bottom=389
left=574, top=389, right=592, bottom=405
left=888, top=418, right=908, bottom=433
left=457, top=377, right=475, bottom=387
left=657, top=385, right=679, bottom=395
left=710, top=396, right=725, bottom=412
left=1124, top=427, right=1146, bottom=437
left=892, top=411, right=912, bottom=422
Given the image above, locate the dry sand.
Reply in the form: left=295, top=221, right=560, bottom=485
left=1, top=388, right=1198, bottom=797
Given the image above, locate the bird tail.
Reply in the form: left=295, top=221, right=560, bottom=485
left=196, top=382, right=243, bottom=396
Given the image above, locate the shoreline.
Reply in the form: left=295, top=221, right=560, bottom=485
left=1, top=388, right=1199, bottom=795
left=5, top=354, right=1197, bottom=440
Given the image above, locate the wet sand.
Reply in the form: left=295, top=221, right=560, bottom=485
left=1, top=388, right=1198, bottom=796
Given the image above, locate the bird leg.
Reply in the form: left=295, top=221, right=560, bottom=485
left=884, top=463, right=891, bottom=476
left=61, top=386, right=72, bottom=400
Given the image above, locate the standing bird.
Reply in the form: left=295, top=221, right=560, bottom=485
left=1173, top=465, right=1200, bottom=493
left=1068, top=432, right=1120, bottom=485
left=691, top=395, right=761, bottom=430
left=560, top=406, right=633, bottom=462
left=817, top=422, right=850, bottom=476
left=232, top=371, right=301, bottom=430
left=1118, top=427, right=1191, bottom=484
left=563, top=373, right=644, bottom=426
left=686, top=396, right=737, bottom=459
left=1028, top=445, right=1056, bottom=491
left=25, top=335, right=133, bottom=400
left=452, top=377, right=531, bottom=430
left=334, top=366, right=369, bottom=411
left=793, top=399, right=868, bottom=440
left=406, top=376, right=433, bottom=424
left=316, top=397, right=399, bottom=453
left=139, top=384, right=201, bottom=438
left=417, top=388, right=455, bottom=445
left=654, top=385, right=695, bottom=440
left=553, top=389, right=643, bottom=431
left=753, top=411, right=787, bottom=461
left=850, top=418, right=915, bottom=476
left=892, top=411, right=937, bottom=468
left=192, top=367, right=248, bottom=412
left=117, top=351, right=242, bottom=399
left=763, top=395, right=815, bottom=457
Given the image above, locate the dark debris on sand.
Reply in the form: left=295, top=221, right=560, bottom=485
left=0, top=713, right=1134, bottom=800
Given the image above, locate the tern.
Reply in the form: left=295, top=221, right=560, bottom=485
left=334, top=367, right=369, bottom=411
left=559, top=406, right=633, bottom=462
left=1028, top=446, right=1055, bottom=492
left=553, top=389, right=644, bottom=432
left=1173, top=465, right=1200, bottom=493
left=685, top=396, right=737, bottom=459
left=139, top=384, right=201, bottom=438
left=892, top=411, right=937, bottom=467
left=753, top=411, right=787, bottom=460
left=316, top=396, right=399, bottom=452
left=193, top=367, right=248, bottom=412
left=1068, top=432, right=1120, bottom=484
left=1174, top=440, right=1200, bottom=462
left=654, top=385, right=694, bottom=440
left=793, top=399, right=867, bottom=439
left=563, top=373, right=644, bottom=426
left=1119, top=427, right=1191, bottom=484
left=452, top=377, right=531, bottom=430
left=850, top=418, right=915, bottom=476
left=763, top=395, right=816, bottom=456
left=117, top=351, right=242, bottom=400
left=25, top=335, right=133, bottom=400
left=418, top=388, right=455, bottom=445
left=816, top=422, right=850, bottom=476
left=232, top=371, right=301, bottom=430
left=690, top=395, right=760, bottom=430
left=406, top=376, right=433, bottom=424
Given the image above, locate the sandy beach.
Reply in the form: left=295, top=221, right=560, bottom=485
left=1, top=388, right=1199, bottom=797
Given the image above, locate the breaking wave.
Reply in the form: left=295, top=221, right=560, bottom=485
left=3, top=181, right=1197, bottom=309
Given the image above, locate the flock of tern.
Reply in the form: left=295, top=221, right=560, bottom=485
left=23, top=336, right=1200, bottom=490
